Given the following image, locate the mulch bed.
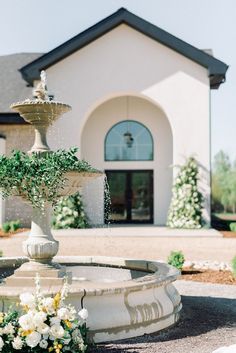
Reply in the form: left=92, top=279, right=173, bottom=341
left=0, top=228, right=29, bottom=237
left=221, top=231, right=236, bottom=238
left=181, top=268, right=236, bottom=285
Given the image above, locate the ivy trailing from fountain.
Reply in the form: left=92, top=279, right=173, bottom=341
left=0, top=147, right=98, bottom=210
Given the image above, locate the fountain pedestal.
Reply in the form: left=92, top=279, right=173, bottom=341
left=23, top=206, right=58, bottom=261
left=5, top=206, right=69, bottom=287
left=6, top=72, right=75, bottom=286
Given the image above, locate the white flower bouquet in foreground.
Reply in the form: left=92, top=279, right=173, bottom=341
left=0, top=276, right=89, bottom=353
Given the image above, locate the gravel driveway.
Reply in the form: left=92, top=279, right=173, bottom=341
left=91, top=281, right=236, bottom=353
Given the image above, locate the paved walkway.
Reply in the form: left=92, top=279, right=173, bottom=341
left=0, top=226, right=235, bottom=262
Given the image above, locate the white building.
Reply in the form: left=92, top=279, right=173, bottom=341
left=0, top=8, right=228, bottom=226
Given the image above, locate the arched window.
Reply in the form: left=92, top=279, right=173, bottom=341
left=105, top=120, right=153, bottom=161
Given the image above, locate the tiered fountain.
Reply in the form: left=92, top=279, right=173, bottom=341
left=0, top=72, right=182, bottom=342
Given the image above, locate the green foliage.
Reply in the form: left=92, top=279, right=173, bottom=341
left=0, top=147, right=97, bottom=210
left=2, top=220, right=20, bottom=233
left=212, top=151, right=236, bottom=213
left=2, top=223, right=10, bottom=233
left=167, top=251, right=185, bottom=270
left=229, top=222, right=236, bottom=232
left=231, top=256, right=236, bottom=277
left=52, top=192, right=88, bottom=229
left=167, top=157, right=203, bottom=228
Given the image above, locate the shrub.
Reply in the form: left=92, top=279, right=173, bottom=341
left=2, top=220, right=20, bottom=233
left=52, top=192, right=88, bottom=229
left=167, top=157, right=204, bottom=229
left=167, top=250, right=185, bottom=271
left=229, top=222, right=236, bottom=232
left=232, top=256, right=236, bottom=277
left=2, top=222, right=11, bottom=233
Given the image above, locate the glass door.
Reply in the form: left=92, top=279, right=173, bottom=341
left=105, top=170, right=153, bottom=223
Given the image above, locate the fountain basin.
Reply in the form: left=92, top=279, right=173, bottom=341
left=0, top=256, right=181, bottom=343
left=10, top=100, right=71, bottom=125
left=12, top=171, right=102, bottom=199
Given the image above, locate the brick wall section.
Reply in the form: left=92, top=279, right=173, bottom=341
left=0, top=125, right=34, bottom=227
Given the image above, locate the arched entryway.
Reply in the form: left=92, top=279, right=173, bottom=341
left=105, top=120, right=154, bottom=223
left=81, top=95, right=173, bottom=225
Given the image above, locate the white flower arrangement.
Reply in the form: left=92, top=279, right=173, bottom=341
left=52, top=192, right=88, bottom=229
left=167, top=157, right=204, bottom=229
left=0, top=275, right=89, bottom=353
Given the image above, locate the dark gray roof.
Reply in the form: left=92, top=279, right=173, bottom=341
left=0, top=53, right=42, bottom=114
left=20, top=8, right=228, bottom=89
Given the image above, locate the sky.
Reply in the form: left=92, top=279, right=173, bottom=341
left=0, top=0, right=235, bottom=162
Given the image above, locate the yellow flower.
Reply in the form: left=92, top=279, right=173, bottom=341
left=0, top=313, right=4, bottom=324
left=23, top=305, right=29, bottom=312
left=64, top=320, right=72, bottom=329
left=21, top=329, right=33, bottom=336
left=54, top=342, right=63, bottom=353
left=48, top=347, right=54, bottom=352
left=53, top=293, right=61, bottom=310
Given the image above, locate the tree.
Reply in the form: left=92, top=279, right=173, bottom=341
left=212, top=151, right=232, bottom=213
left=167, top=157, right=204, bottom=229
left=228, top=170, right=236, bottom=213
left=213, top=150, right=231, bottom=175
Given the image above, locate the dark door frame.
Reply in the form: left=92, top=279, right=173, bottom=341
left=105, top=170, right=154, bottom=224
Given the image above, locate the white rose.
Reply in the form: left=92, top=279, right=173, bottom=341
left=19, top=292, right=35, bottom=309
left=57, top=308, right=70, bottom=321
left=39, top=339, right=48, bottom=349
left=0, top=337, right=4, bottom=350
left=33, top=311, right=47, bottom=327
left=50, top=316, right=61, bottom=326
left=19, top=312, right=36, bottom=331
left=3, top=323, right=15, bottom=335
left=12, top=336, right=23, bottom=350
left=25, top=331, right=41, bottom=348
left=50, top=324, right=65, bottom=339
left=78, top=308, right=88, bottom=320
left=37, top=323, right=50, bottom=334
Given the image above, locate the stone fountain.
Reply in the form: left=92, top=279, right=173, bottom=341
left=0, top=72, right=182, bottom=342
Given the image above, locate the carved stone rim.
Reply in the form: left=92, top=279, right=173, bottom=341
left=10, top=100, right=71, bottom=110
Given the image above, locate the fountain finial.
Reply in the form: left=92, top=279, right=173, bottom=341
left=33, top=70, right=49, bottom=101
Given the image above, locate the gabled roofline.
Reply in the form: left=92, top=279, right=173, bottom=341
left=20, top=7, right=228, bottom=89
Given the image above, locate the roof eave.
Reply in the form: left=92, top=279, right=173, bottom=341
left=0, top=113, right=27, bottom=124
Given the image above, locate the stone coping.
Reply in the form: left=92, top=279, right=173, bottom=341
left=0, top=256, right=180, bottom=296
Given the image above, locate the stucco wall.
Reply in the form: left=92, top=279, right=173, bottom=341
left=43, top=24, right=210, bottom=225
left=81, top=96, right=172, bottom=225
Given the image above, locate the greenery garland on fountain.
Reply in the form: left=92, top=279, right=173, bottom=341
left=0, top=147, right=97, bottom=210
left=167, top=157, right=204, bottom=229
